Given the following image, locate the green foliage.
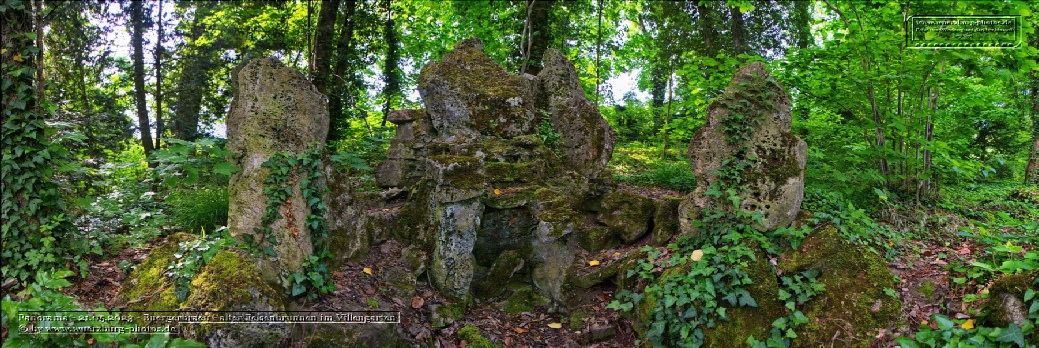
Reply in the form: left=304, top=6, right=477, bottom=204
left=166, top=228, right=237, bottom=301
left=747, top=269, right=824, bottom=348
left=609, top=145, right=697, bottom=192
left=537, top=116, right=562, bottom=150
left=0, top=269, right=204, bottom=348
left=149, top=138, right=238, bottom=188
left=894, top=313, right=1035, bottom=348
left=166, top=187, right=229, bottom=234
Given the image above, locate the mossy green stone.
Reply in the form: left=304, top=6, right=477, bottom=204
left=577, top=226, right=620, bottom=252
left=777, top=226, right=902, bottom=347
left=457, top=325, right=504, bottom=348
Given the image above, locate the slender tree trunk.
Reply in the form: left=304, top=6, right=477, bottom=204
left=793, top=0, right=811, bottom=49
left=380, top=0, right=400, bottom=128
left=173, top=2, right=217, bottom=141
left=154, top=0, right=165, bottom=149
left=698, top=2, right=718, bottom=58
left=328, top=0, right=357, bottom=143
left=313, top=0, right=339, bottom=97
left=521, top=0, right=553, bottom=75
left=1025, top=69, right=1039, bottom=184
left=594, top=0, right=602, bottom=106
left=729, top=5, right=747, bottom=57
left=130, top=0, right=154, bottom=155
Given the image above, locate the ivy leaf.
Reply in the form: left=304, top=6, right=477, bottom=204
left=995, top=323, right=1024, bottom=346
left=291, top=282, right=307, bottom=296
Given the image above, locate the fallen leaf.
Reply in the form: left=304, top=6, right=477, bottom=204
left=691, top=249, right=704, bottom=262
left=13, top=54, right=22, bottom=62
left=514, top=327, right=528, bottom=334
left=588, top=260, right=600, bottom=266
left=961, top=319, right=974, bottom=330
left=494, top=189, right=502, bottom=195
left=412, top=296, right=424, bottom=309
left=363, top=267, right=373, bottom=275
left=547, top=323, right=563, bottom=329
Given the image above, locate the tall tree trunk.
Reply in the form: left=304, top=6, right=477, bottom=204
left=698, top=2, right=718, bottom=58
left=521, top=0, right=554, bottom=75
left=313, top=0, right=339, bottom=98
left=130, top=0, right=154, bottom=155
left=594, top=0, right=602, bottom=105
left=729, top=5, right=747, bottom=57
left=793, top=0, right=812, bottom=49
left=154, top=0, right=165, bottom=149
left=1025, top=69, right=1039, bottom=184
left=328, top=0, right=357, bottom=143
left=380, top=0, right=400, bottom=128
left=173, top=2, right=217, bottom=141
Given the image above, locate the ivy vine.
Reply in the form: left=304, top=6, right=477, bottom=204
left=1, top=2, right=79, bottom=281
left=243, top=145, right=335, bottom=299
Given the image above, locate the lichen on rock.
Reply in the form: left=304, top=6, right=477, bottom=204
left=684, top=61, right=806, bottom=231
left=226, top=57, right=329, bottom=290
left=116, top=235, right=289, bottom=347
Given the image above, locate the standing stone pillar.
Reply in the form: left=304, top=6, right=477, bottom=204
left=226, top=57, right=329, bottom=290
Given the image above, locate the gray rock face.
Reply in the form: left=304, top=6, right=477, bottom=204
left=226, top=57, right=329, bottom=288
left=685, top=62, right=806, bottom=231
left=417, top=38, right=537, bottom=141
left=370, top=38, right=622, bottom=305
left=536, top=49, right=616, bottom=179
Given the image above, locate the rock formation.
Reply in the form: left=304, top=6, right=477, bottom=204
left=366, top=38, right=618, bottom=304
left=226, top=57, right=329, bottom=288
left=683, top=62, right=807, bottom=231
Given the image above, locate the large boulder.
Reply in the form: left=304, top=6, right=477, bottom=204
left=116, top=234, right=289, bottom=347
left=536, top=49, right=616, bottom=179
left=684, top=62, right=806, bottom=231
left=417, top=38, right=537, bottom=141
left=634, top=227, right=901, bottom=347
left=226, top=57, right=329, bottom=289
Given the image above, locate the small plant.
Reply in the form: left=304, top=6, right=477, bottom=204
left=537, top=114, right=561, bottom=149
left=166, top=227, right=237, bottom=301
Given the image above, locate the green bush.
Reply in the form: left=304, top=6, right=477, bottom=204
left=615, top=161, right=698, bottom=192
left=167, top=187, right=229, bottom=234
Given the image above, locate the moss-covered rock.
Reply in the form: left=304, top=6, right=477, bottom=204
left=983, top=270, right=1037, bottom=332
left=777, top=226, right=902, bottom=347
left=474, top=250, right=526, bottom=299
left=633, top=244, right=783, bottom=347
left=117, top=235, right=289, bottom=347
left=485, top=161, right=541, bottom=183
left=482, top=187, right=536, bottom=209
left=429, top=198, right=484, bottom=302
left=430, top=303, right=466, bottom=328
left=598, top=191, right=655, bottom=243
left=417, top=38, right=536, bottom=140
left=536, top=48, right=616, bottom=179
left=117, top=233, right=194, bottom=309
left=472, top=208, right=536, bottom=267
left=568, top=249, right=646, bottom=289
left=651, top=196, right=682, bottom=246
left=227, top=57, right=328, bottom=290
left=457, top=324, right=504, bottom=348
left=503, top=286, right=550, bottom=313
left=576, top=226, right=620, bottom=252
left=686, top=62, right=806, bottom=232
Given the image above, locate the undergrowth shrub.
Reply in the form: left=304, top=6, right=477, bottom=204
left=167, top=187, right=229, bottom=234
